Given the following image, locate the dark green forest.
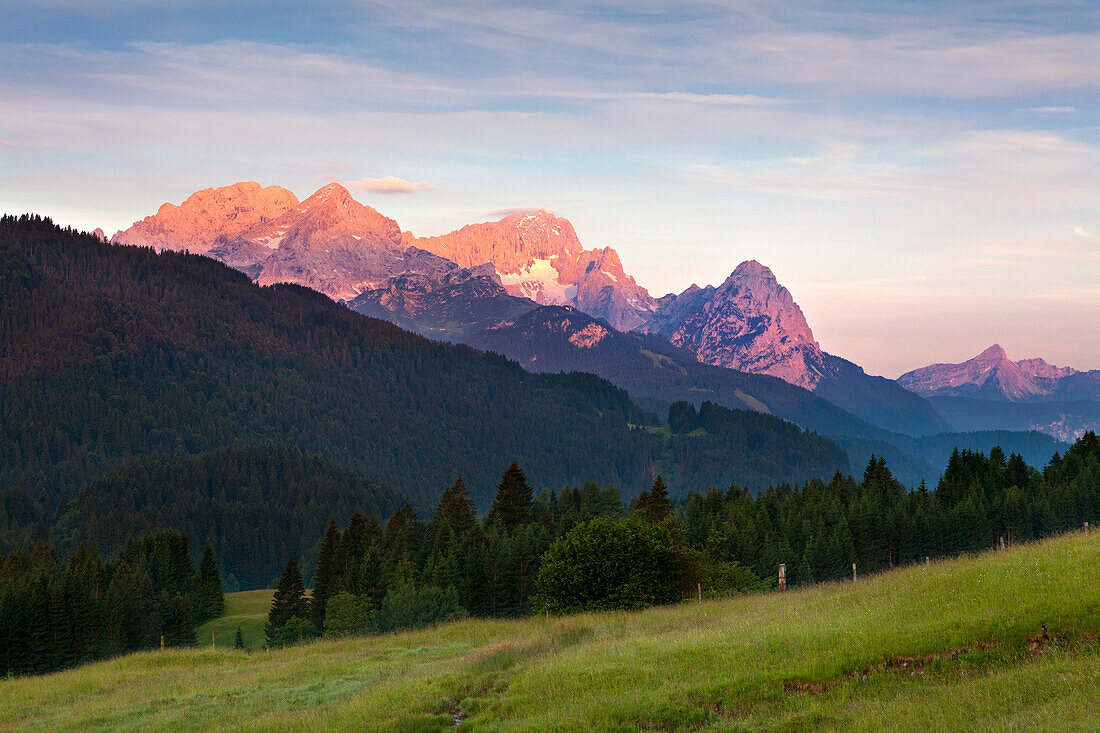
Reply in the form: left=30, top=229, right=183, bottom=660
left=0, top=215, right=850, bottom=507
left=48, top=445, right=408, bottom=589
left=0, top=531, right=223, bottom=677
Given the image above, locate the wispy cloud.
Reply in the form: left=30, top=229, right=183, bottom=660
left=344, top=176, right=435, bottom=194
left=0, top=139, right=20, bottom=148
left=1074, top=225, right=1095, bottom=239
left=1022, top=106, right=1078, bottom=114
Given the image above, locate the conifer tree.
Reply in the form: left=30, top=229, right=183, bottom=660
left=634, top=475, right=672, bottom=522
left=265, top=558, right=309, bottom=647
left=196, top=545, right=224, bottom=622
left=486, top=463, right=533, bottom=529
left=311, top=520, right=341, bottom=631
left=434, top=477, right=477, bottom=539
left=234, top=626, right=244, bottom=650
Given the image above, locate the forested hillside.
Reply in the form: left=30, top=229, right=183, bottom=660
left=50, top=445, right=407, bottom=588
left=0, top=216, right=849, bottom=507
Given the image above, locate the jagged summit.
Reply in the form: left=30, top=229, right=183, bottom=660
left=408, top=211, right=654, bottom=330
left=638, top=261, right=949, bottom=435
left=641, top=260, right=821, bottom=387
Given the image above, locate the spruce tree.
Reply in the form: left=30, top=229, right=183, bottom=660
left=311, top=520, right=341, bottom=631
left=234, top=626, right=244, bottom=650
left=265, top=558, right=309, bottom=648
left=486, top=463, right=533, bottom=530
left=634, top=475, right=672, bottom=522
left=434, top=477, right=477, bottom=538
left=196, top=545, right=224, bottom=622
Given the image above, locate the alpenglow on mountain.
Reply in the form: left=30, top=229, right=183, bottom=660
left=112, top=180, right=950, bottom=437
left=898, top=344, right=1091, bottom=402
left=638, top=261, right=950, bottom=436
left=407, top=209, right=657, bottom=331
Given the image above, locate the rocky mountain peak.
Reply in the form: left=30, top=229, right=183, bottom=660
left=976, top=344, right=1008, bottom=361
left=639, top=260, right=824, bottom=388
left=112, top=181, right=299, bottom=253
left=898, top=345, right=1078, bottom=402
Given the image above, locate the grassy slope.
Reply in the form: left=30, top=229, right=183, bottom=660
left=196, top=590, right=275, bottom=652
left=2, top=531, right=1097, bottom=731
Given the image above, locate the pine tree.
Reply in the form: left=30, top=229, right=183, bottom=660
left=634, top=475, right=672, bottom=522
left=234, top=626, right=244, bottom=650
left=196, top=545, right=224, bottom=623
left=311, top=520, right=341, bottom=631
left=486, top=463, right=533, bottom=530
left=265, top=558, right=309, bottom=647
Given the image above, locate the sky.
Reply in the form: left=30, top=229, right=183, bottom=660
left=1, top=0, right=1097, bottom=377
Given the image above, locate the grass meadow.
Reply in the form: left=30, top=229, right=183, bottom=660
left=1, top=530, right=1097, bottom=731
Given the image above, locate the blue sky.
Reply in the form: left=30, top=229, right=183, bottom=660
left=2, top=0, right=1097, bottom=375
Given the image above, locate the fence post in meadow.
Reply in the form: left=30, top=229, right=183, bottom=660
left=778, top=563, right=786, bottom=592
left=999, top=536, right=1005, bottom=550
left=160, top=634, right=165, bottom=651
left=1086, top=522, right=1090, bottom=534
left=212, top=631, right=216, bottom=649
left=925, top=556, right=930, bottom=566
left=852, top=563, right=857, bottom=582
left=697, top=582, right=702, bottom=603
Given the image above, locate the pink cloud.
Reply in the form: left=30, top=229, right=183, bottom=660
left=487, top=206, right=543, bottom=218
left=343, top=176, right=434, bottom=193
left=0, top=139, right=20, bottom=148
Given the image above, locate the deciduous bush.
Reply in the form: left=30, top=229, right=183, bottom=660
left=535, top=517, right=682, bottom=613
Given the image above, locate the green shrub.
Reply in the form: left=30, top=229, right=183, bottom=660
left=534, top=517, right=682, bottom=613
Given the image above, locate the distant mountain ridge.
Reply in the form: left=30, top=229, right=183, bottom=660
left=898, top=344, right=1082, bottom=402
left=899, top=345, right=1100, bottom=441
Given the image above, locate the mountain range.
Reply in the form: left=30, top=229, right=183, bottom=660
left=3, top=214, right=853, bottom=508
left=899, top=344, right=1100, bottom=441
left=108, top=180, right=1082, bottom=456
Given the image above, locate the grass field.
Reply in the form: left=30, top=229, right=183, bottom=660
left=2, top=530, right=1097, bottom=731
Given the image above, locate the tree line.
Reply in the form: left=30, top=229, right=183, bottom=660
left=0, top=531, right=223, bottom=676
left=266, top=433, right=1098, bottom=642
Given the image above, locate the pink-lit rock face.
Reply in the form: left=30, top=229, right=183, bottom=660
left=244, top=183, right=410, bottom=300
left=559, top=247, right=657, bottom=331
left=410, top=212, right=655, bottom=330
left=898, top=344, right=1078, bottom=401
left=567, top=321, right=610, bottom=348
left=410, top=210, right=582, bottom=274
left=641, top=260, right=828, bottom=389
left=112, top=181, right=299, bottom=253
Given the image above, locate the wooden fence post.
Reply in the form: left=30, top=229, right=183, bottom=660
left=1086, top=522, right=1090, bottom=534
left=999, top=536, right=1005, bottom=550
left=697, top=582, right=702, bottom=603
left=852, top=563, right=857, bottom=582
left=778, top=563, right=786, bottom=592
